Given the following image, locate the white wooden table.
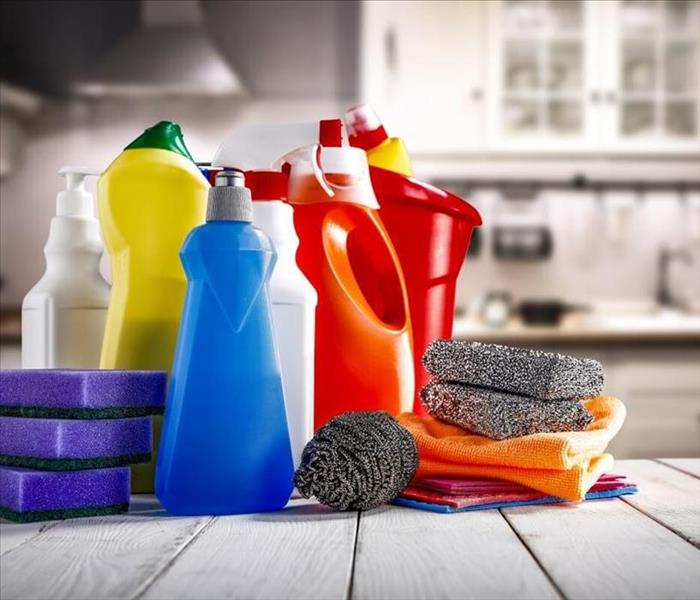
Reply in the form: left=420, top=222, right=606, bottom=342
left=2, top=459, right=699, bottom=600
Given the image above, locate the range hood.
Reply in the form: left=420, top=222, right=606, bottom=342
left=0, top=81, right=42, bottom=178
left=72, top=0, right=244, bottom=98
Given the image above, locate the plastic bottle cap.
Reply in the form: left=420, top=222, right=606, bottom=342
left=57, top=166, right=101, bottom=217
left=276, top=144, right=379, bottom=209
left=245, top=171, right=288, bottom=202
left=125, top=121, right=195, bottom=161
left=345, top=104, right=388, bottom=150
left=207, top=170, right=253, bottom=222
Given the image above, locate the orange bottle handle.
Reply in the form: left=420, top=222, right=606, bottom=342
left=322, top=207, right=407, bottom=332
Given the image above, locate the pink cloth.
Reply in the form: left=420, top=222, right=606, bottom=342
left=403, top=474, right=633, bottom=509
left=414, top=473, right=626, bottom=495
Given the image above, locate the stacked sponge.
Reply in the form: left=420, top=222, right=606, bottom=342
left=421, top=340, right=603, bottom=439
left=0, top=370, right=166, bottom=522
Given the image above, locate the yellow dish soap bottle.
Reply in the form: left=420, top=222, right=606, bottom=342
left=345, top=104, right=412, bottom=177
left=98, top=121, right=208, bottom=492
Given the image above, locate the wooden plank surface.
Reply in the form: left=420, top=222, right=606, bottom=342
left=3, top=462, right=700, bottom=600
left=0, top=496, right=160, bottom=557
left=0, top=521, right=58, bottom=556
left=619, top=459, right=700, bottom=546
left=502, top=498, right=700, bottom=600
left=142, top=500, right=357, bottom=600
left=657, top=458, right=700, bottom=478
left=351, top=504, right=560, bottom=600
left=0, top=512, right=210, bottom=600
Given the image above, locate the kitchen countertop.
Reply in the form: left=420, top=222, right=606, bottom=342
left=4, top=306, right=699, bottom=347
left=0, top=308, right=21, bottom=345
left=453, top=311, right=700, bottom=344
left=1, top=458, right=698, bottom=599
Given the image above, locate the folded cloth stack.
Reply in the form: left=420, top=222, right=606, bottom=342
left=0, top=370, right=166, bottom=522
left=394, top=473, right=638, bottom=513
left=396, top=340, right=627, bottom=502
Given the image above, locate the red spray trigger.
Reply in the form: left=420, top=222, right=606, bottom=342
left=319, top=119, right=343, bottom=147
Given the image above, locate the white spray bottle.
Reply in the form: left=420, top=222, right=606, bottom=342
left=213, top=125, right=319, bottom=470
left=244, top=170, right=317, bottom=470
left=22, top=167, right=110, bottom=368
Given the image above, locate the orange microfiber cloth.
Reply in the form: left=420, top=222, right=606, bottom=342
left=397, top=396, right=625, bottom=501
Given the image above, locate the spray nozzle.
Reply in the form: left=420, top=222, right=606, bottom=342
left=274, top=143, right=379, bottom=208
left=214, top=120, right=378, bottom=208
left=59, top=167, right=101, bottom=192
left=56, top=166, right=101, bottom=217
left=274, top=145, right=335, bottom=198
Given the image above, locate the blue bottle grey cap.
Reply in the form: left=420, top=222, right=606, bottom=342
left=206, top=170, right=253, bottom=222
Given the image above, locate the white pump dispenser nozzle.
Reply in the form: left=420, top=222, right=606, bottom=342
left=57, top=166, right=101, bottom=217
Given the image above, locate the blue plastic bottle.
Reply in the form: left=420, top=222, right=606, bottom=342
left=156, top=170, right=294, bottom=515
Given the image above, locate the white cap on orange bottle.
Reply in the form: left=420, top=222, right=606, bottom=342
left=275, top=120, right=379, bottom=209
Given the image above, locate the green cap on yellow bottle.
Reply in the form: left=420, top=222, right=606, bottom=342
left=125, top=121, right=195, bottom=161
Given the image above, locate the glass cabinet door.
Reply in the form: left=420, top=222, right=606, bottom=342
left=614, top=0, right=700, bottom=149
left=492, top=0, right=590, bottom=148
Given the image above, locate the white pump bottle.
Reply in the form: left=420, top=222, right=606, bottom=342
left=22, top=167, right=111, bottom=368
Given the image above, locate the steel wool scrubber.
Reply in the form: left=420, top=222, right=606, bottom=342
left=294, top=411, right=418, bottom=511
left=423, top=340, right=604, bottom=401
left=421, top=381, right=594, bottom=440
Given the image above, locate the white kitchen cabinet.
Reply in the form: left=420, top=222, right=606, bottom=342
left=507, top=343, right=699, bottom=459
left=486, top=0, right=599, bottom=151
left=603, top=0, right=700, bottom=153
left=360, top=0, right=700, bottom=155
left=607, top=348, right=700, bottom=458
left=488, top=0, right=700, bottom=153
left=360, top=0, right=486, bottom=153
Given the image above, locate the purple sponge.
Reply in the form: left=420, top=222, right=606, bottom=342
left=0, top=466, right=130, bottom=522
left=0, top=370, right=166, bottom=418
left=0, top=416, right=151, bottom=470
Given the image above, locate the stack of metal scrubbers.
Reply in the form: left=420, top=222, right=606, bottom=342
left=420, top=340, right=604, bottom=440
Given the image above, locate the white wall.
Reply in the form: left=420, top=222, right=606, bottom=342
left=455, top=187, right=700, bottom=310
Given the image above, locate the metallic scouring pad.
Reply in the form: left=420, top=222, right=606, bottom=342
left=421, top=381, right=594, bottom=440
left=423, top=340, right=604, bottom=401
left=294, top=411, right=418, bottom=511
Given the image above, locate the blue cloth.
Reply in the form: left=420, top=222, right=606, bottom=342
left=392, top=485, right=639, bottom=513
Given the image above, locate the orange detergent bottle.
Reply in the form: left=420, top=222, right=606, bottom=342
left=282, top=121, right=414, bottom=428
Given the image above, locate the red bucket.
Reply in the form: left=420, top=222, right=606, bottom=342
left=369, top=167, right=482, bottom=415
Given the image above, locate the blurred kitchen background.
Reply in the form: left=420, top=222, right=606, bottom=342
left=0, top=0, right=698, bottom=457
